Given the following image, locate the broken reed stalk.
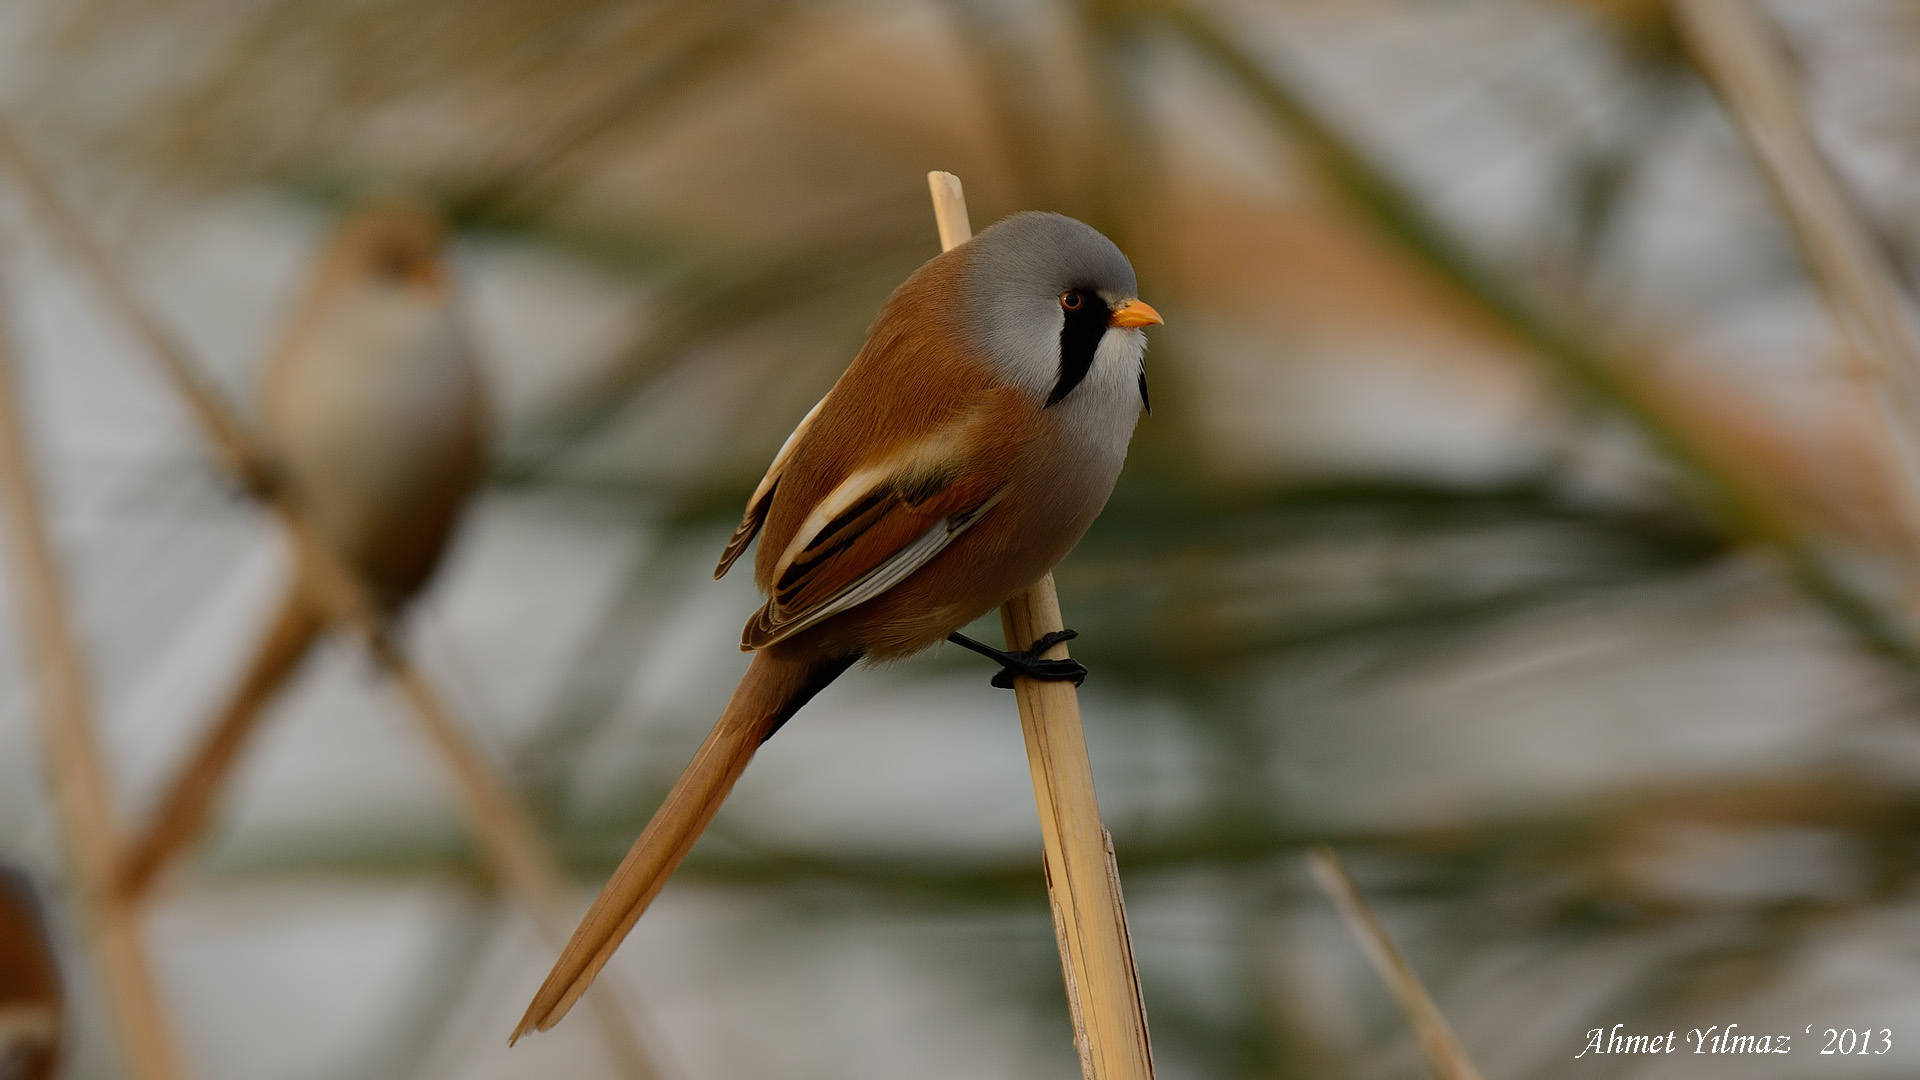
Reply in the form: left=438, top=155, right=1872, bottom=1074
left=1677, top=0, right=1920, bottom=571
left=929, top=170, right=1155, bottom=1080
left=0, top=115, right=664, bottom=1080
left=1306, top=846, right=1483, bottom=1080
left=0, top=258, right=187, bottom=1080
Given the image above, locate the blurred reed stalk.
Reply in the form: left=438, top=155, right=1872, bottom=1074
left=929, top=171, right=1155, bottom=1080
left=0, top=115, right=666, bottom=1080
left=1306, top=846, right=1484, bottom=1080
left=1141, top=0, right=1920, bottom=669
left=0, top=251, right=188, bottom=1080
left=1676, top=0, right=1920, bottom=599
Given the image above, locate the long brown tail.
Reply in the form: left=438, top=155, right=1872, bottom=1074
left=512, top=648, right=854, bottom=1042
left=115, top=583, right=324, bottom=900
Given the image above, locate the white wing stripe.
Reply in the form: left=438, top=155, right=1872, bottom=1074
left=763, top=490, right=1005, bottom=643
left=774, top=463, right=892, bottom=581
left=749, top=393, right=828, bottom=512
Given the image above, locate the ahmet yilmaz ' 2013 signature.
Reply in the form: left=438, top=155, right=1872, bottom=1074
left=1575, top=1023, right=1893, bottom=1058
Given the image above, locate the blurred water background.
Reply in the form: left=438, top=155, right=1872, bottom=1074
left=3, top=0, right=1920, bottom=1077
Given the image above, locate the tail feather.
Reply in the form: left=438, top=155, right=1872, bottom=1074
left=116, top=584, right=324, bottom=899
left=512, top=649, right=854, bottom=1042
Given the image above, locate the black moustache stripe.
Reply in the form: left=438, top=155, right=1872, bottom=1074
left=1048, top=291, right=1111, bottom=407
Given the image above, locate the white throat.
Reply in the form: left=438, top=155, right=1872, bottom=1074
left=1045, top=325, right=1146, bottom=473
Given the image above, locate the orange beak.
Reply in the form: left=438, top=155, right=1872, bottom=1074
left=1109, top=298, right=1164, bottom=328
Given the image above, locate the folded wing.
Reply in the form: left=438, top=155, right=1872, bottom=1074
left=738, top=397, right=1024, bottom=649
left=715, top=394, right=828, bottom=580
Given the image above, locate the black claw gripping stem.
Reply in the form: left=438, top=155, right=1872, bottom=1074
left=946, top=629, right=1088, bottom=689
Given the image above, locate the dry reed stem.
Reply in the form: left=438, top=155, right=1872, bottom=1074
left=1306, top=846, right=1483, bottom=1080
left=0, top=114, right=664, bottom=1079
left=930, top=171, right=1155, bottom=1080
left=0, top=257, right=188, bottom=1080
left=0, top=124, right=264, bottom=488
left=116, top=588, right=322, bottom=901
left=1677, top=0, right=1920, bottom=575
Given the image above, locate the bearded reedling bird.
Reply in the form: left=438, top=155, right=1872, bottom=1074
left=115, top=206, right=489, bottom=899
left=514, top=210, right=1162, bottom=1038
left=0, top=866, right=61, bottom=1080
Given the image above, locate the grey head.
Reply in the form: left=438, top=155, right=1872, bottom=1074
left=962, top=212, right=1155, bottom=409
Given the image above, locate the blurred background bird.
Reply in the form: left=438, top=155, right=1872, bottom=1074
left=113, top=204, right=489, bottom=900
left=0, top=865, right=60, bottom=1080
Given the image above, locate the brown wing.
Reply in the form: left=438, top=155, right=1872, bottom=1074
left=731, top=243, right=1034, bottom=646
left=715, top=394, right=826, bottom=579
left=740, top=447, right=1009, bottom=650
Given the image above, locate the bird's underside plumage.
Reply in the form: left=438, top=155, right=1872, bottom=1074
left=263, top=261, right=487, bottom=608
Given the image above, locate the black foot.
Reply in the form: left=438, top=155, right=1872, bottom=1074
left=947, top=630, right=1088, bottom=689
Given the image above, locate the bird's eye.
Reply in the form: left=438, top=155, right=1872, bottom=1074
left=1060, top=291, right=1084, bottom=310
